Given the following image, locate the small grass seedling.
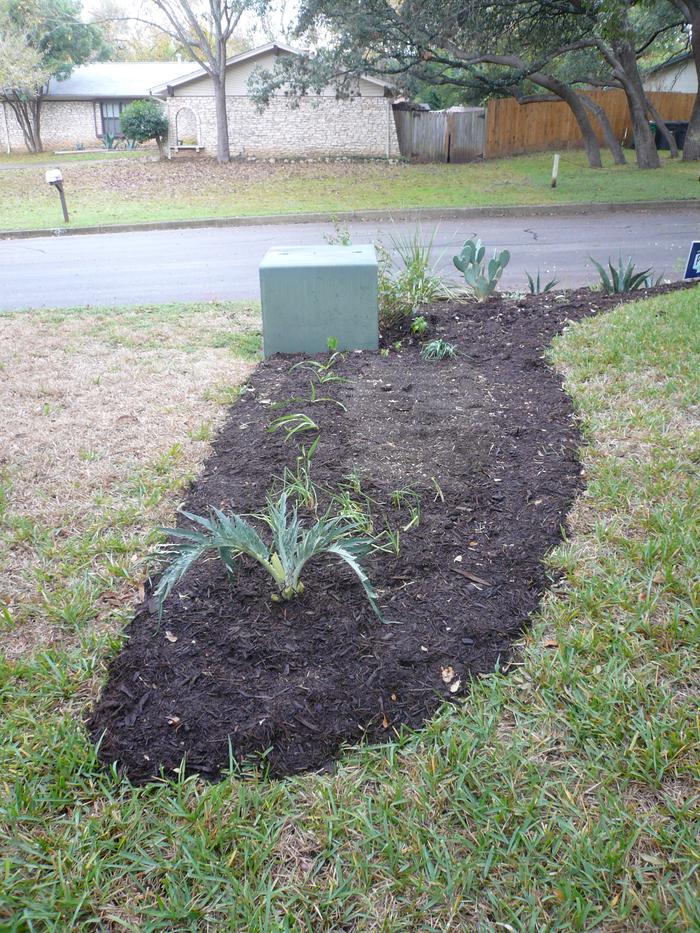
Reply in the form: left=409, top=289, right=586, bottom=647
left=268, top=413, right=319, bottom=443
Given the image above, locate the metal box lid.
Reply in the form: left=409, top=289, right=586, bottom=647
left=259, top=244, right=377, bottom=270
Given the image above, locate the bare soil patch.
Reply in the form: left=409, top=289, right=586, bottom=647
left=89, top=284, right=691, bottom=782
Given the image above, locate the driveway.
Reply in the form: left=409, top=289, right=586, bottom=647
left=1, top=208, right=697, bottom=311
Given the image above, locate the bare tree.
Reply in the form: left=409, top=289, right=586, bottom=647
left=137, top=0, right=266, bottom=162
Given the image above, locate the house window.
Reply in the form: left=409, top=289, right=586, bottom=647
left=100, top=101, right=129, bottom=137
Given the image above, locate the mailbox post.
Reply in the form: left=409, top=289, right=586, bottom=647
left=45, top=168, right=69, bottom=223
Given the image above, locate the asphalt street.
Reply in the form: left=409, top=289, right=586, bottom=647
left=1, top=207, right=698, bottom=311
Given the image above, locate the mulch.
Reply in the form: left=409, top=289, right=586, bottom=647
left=88, top=282, right=691, bottom=783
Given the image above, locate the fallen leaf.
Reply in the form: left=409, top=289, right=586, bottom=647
left=382, top=714, right=390, bottom=729
left=165, top=631, right=178, bottom=643
left=441, top=666, right=455, bottom=684
left=166, top=715, right=181, bottom=727
left=451, top=567, right=492, bottom=586
left=542, top=639, right=558, bottom=648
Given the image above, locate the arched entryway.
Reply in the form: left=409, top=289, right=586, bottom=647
left=172, top=105, right=201, bottom=152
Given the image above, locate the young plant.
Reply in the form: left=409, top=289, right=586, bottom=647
left=410, top=315, right=429, bottom=335
left=421, top=339, right=457, bottom=361
left=390, top=486, right=421, bottom=532
left=324, top=219, right=352, bottom=246
left=590, top=256, right=659, bottom=294
left=307, top=380, right=347, bottom=410
left=281, top=436, right=319, bottom=511
left=155, top=491, right=386, bottom=620
left=453, top=238, right=510, bottom=299
left=292, top=351, right=345, bottom=384
left=268, top=413, right=319, bottom=443
left=525, top=269, right=559, bottom=294
left=377, top=228, right=449, bottom=327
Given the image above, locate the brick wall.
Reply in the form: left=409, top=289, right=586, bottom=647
left=167, top=95, right=400, bottom=158
left=2, top=100, right=101, bottom=151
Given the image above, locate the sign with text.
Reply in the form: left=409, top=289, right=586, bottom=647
left=683, top=241, right=700, bottom=280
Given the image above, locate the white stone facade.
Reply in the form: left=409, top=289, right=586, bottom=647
left=167, top=95, right=400, bottom=159
left=1, top=100, right=105, bottom=151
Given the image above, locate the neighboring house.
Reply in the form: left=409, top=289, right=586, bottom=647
left=1, top=42, right=400, bottom=158
left=643, top=52, right=698, bottom=94
left=150, top=42, right=400, bottom=159
left=1, top=62, right=195, bottom=153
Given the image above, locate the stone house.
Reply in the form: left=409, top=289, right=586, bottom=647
left=1, top=62, right=195, bottom=153
left=150, top=42, right=400, bottom=159
left=1, top=42, right=400, bottom=158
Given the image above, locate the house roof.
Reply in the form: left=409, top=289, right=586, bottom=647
left=45, top=62, right=198, bottom=100
left=148, top=41, right=394, bottom=95
left=646, top=50, right=692, bottom=76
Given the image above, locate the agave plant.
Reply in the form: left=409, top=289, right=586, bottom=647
left=590, top=256, right=659, bottom=294
left=453, top=238, right=511, bottom=300
left=525, top=269, right=559, bottom=295
left=155, top=491, right=386, bottom=621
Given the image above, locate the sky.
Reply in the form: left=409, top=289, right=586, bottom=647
left=82, top=0, right=300, bottom=47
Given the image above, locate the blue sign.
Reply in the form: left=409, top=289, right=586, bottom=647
left=684, top=241, right=700, bottom=280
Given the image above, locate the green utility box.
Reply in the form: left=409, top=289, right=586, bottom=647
left=259, top=244, right=379, bottom=358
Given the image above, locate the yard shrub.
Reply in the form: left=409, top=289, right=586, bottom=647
left=120, top=99, right=169, bottom=158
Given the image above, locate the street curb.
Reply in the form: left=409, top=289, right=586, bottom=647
left=1, top=198, right=698, bottom=240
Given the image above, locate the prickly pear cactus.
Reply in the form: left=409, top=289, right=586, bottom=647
left=453, top=238, right=510, bottom=299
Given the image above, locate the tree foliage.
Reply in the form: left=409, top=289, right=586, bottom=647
left=250, top=0, right=690, bottom=168
left=0, top=0, right=107, bottom=152
left=120, top=98, right=169, bottom=156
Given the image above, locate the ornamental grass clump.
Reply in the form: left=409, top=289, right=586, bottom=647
left=421, top=339, right=457, bottom=361
left=155, top=490, right=386, bottom=620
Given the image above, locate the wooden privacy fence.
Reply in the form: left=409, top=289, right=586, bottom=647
left=393, top=107, right=486, bottom=162
left=485, top=89, right=695, bottom=159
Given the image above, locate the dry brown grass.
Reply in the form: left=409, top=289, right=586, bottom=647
left=0, top=300, right=260, bottom=659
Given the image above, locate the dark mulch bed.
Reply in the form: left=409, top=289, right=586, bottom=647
left=88, top=283, right=691, bottom=783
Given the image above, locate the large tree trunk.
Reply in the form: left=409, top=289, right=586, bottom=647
left=581, top=94, right=626, bottom=164
left=214, top=36, right=230, bottom=164
left=531, top=71, right=603, bottom=168
left=614, top=40, right=660, bottom=169
left=646, top=100, right=679, bottom=158
left=683, top=8, right=700, bottom=161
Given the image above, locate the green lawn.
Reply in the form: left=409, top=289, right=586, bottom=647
left=0, top=288, right=698, bottom=930
left=0, top=150, right=697, bottom=232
